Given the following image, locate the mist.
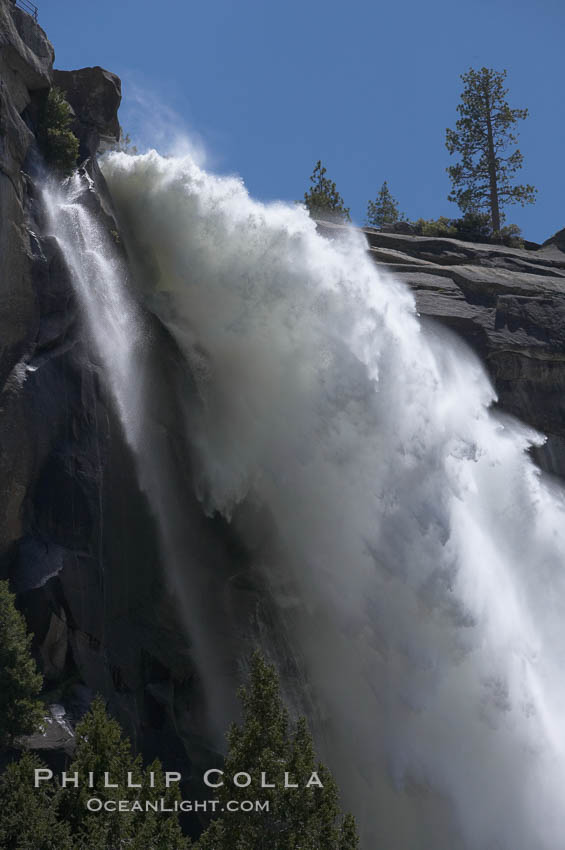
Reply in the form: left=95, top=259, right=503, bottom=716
left=44, top=150, right=565, bottom=849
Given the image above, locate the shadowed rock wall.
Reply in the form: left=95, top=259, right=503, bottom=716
left=0, top=1, right=214, bottom=785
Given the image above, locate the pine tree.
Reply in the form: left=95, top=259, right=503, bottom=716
left=60, top=696, right=189, bottom=849
left=0, top=752, right=72, bottom=850
left=0, top=580, right=44, bottom=747
left=197, top=652, right=359, bottom=850
left=446, top=67, right=536, bottom=234
left=58, top=696, right=137, bottom=847
left=339, top=814, right=359, bottom=850
left=303, top=161, right=350, bottom=223
left=366, top=181, right=404, bottom=228
left=131, top=758, right=191, bottom=850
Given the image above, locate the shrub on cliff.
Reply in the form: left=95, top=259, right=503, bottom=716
left=304, top=160, right=351, bottom=223
left=38, top=87, right=79, bottom=175
left=405, top=211, right=523, bottom=246
left=497, top=222, right=524, bottom=247
left=411, top=215, right=457, bottom=238
left=451, top=211, right=492, bottom=242
left=0, top=580, right=44, bottom=747
left=197, top=651, right=359, bottom=850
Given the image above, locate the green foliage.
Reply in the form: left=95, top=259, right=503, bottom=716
left=339, top=813, right=360, bottom=850
left=451, top=210, right=492, bottom=242
left=38, top=87, right=79, bottom=175
left=412, top=216, right=457, bottom=238
left=498, top=222, right=524, bottom=247
left=408, top=211, right=522, bottom=245
left=0, top=752, right=72, bottom=850
left=446, top=67, right=536, bottom=233
left=59, top=696, right=190, bottom=849
left=58, top=696, right=138, bottom=845
left=304, top=161, right=351, bottom=223
left=366, top=181, right=404, bottom=227
left=0, top=656, right=357, bottom=849
left=197, top=651, right=359, bottom=850
left=0, top=697, right=189, bottom=849
left=0, top=580, right=44, bottom=747
left=131, top=759, right=191, bottom=850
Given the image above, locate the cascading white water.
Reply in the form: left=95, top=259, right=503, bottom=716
left=41, top=173, right=239, bottom=740
left=46, top=153, right=565, bottom=850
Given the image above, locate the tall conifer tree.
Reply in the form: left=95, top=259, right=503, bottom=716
left=446, top=67, right=536, bottom=233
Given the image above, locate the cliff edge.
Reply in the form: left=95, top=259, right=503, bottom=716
left=318, top=220, right=565, bottom=477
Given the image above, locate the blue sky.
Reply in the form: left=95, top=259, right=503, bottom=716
left=41, top=0, right=563, bottom=242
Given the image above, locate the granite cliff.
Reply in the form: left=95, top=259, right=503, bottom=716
left=0, top=0, right=214, bottom=784
left=1, top=0, right=565, bottom=789
left=318, top=220, right=565, bottom=477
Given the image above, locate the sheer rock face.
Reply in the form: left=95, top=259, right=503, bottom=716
left=53, top=66, right=121, bottom=158
left=317, top=220, right=565, bottom=477
left=0, top=0, right=51, bottom=556
left=0, top=1, right=53, bottom=94
left=2, top=0, right=565, bottom=785
left=0, top=1, right=202, bottom=771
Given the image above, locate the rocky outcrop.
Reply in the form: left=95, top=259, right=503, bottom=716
left=53, top=66, right=121, bottom=158
left=318, top=220, right=565, bottom=476
left=544, top=226, right=565, bottom=253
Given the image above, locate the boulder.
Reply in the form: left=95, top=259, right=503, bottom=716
left=543, top=227, right=565, bottom=253
left=53, top=65, right=121, bottom=158
left=24, top=704, right=75, bottom=755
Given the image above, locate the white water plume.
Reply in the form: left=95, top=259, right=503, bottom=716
left=47, top=150, right=565, bottom=849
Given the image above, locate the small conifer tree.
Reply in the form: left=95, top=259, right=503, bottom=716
left=304, top=161, right=351, bottom=223
left=366, top=181, right=404, bottom=228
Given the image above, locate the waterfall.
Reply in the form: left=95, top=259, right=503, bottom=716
left=46, top=154, right=565, bottom=850
left=41, top=172, right=240, bottom=741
